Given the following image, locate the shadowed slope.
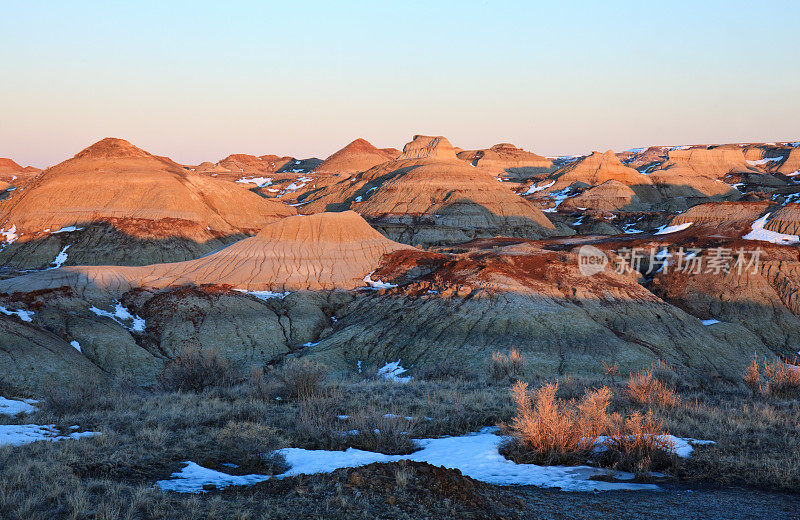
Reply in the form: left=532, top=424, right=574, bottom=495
left=0, top=138, right=297, bottom=267
left=0, top=212, right=413, bottom=295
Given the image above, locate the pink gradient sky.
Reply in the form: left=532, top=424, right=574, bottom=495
left=2, top=1, right=798, bottom=168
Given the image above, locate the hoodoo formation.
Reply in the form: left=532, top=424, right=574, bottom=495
left=0, top=138, right=296, bottom=268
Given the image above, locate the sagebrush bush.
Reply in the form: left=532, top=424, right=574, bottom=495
left=489, top=349, right=525, bottom=381
left=505, top=381, right=674, bottom=471
left=270, top=358, right=329, bottom=400
left=158, top=348, right=235, bottom=392
left=762, top=356, right=800, bottom=397
left=599, top=411, right=675, bottom=473
left=627, top=369, right=680, bottom=407
left=40, top=379, right=110, bottom=415
left=505, top=381, right=598, bottom=465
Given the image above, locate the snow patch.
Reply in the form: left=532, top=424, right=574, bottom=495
left=747, top=157, right=783, bottom=166
left=51, top=225, right=84, bottom=234
left=235, top=177, right=273, bottom=187
left=0, top=306, right=34, bottom=322
left=234, top=289, right=290, bottom=301
left=654, top=222, right=693, bottom=235
left=363, top=273, right=397, bottom=290
left=0, top=397, right=37, bottom=415
left=700, top=319, right=720, bottom=326
left=742, top=213, right=799, bottom=245
left=377, top=361, right=411, bottom=383
left=89, top=302, right=146, bottom=332
left=0, top=225, right=18, bottom=244
left=158, top=428, right=715, bottom=493
left=70, top=340, right=82, bottom=352
left=0, top=424, right=99, bottom=448
left=523, top=180, right=555, bottom=195
left=50, top=245, right=70, bottom=268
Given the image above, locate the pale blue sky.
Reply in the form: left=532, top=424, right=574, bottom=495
left=2, top=0, right=798, bottom=167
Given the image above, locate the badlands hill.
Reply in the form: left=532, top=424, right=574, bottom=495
left=0, top=211, right=412, bottom=296
left=299, top=135, right=559, bottom=246
left=313, top=138, right=397, bottom=175
left=0, top=215, right=774, bottom=388
left=457, top=143, right=553, bottom=179
left=0, top=157, right=41, bottom=188
left=0, top=138, right=296, bottom=268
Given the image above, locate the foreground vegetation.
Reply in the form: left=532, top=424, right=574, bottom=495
left=0, top=350, right=799, bottom=519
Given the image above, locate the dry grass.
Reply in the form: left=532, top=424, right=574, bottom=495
left=743, top=353, right=761, bottom=395
left=505, top=381, right=674, bottom=471
left=601, top=360, right=619, bottom=378
left=627, top=369, right=680, bottom=407
left=158, top=347, right=236, bottom=392
left=741, top=354, right=800, bottom=398
left=506, top=381, right=594, bottom=465
left=269, top=358, right=330, bottom=400
left=489, top=349, right=525, bottom=381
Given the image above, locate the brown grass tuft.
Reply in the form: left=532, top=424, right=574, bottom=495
left=762, top=356, right=800, bottom=398
left=489, top=349, right=525, bottom=381
left=270, top=358, right=329, bottom=400
left=743, top=353, right=761, bottom=395
left=601, top=360, right=619, bottom=378
left=158, top=348, right=235, bottom=392
left=627, top=369, right=680, bottom=407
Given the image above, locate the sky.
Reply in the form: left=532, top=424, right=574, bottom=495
left=2, top=0, right=799, bottom=168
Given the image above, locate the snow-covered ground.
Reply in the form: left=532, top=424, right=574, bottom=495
left=0, top=306, right=34, bottom=322
left=746, top=157, right=783, bottom=166
left=700, top=319, right=720, bottom=326
left=89, top=302, right=146, bottom=332
left=654, top=222, right=693, bottom=235
left=523, top=180, right=555, bottom=195
left=742, top=213, right=800, bottom=245
left=0, top=424, right=99, bottom=447
left=0, top=397, right=37, bottom=415
left=50, top=245, right=70, bottom=268
left=234, top=289, right=290, bottom=301
left=363, top=273, right=397, bottom=290
left=51, top=225, right=84, bottom=234
left=376, top=361, right=411, bottom=383
left=157, top=427, right=714, bottom=494
left=235, top=177, right=273, bottom=187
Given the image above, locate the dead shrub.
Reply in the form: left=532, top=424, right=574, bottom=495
left=247, top=365, right=272, bottom=401
left=762, top=356, right=800, bottom=398
left=158, top=348, right=235, bottom=392
left=504, top=381, right=674, bottom=472
left=599, top=411, right=675, bottom=473
left=504, top=381, right=598, bottom=465
left=270, top=358, right=329, bottom=400
left=489, top=349, right=525, bottom=381
left=627, top=369, right=680, bottom=407
left=743, top=353, right=761, bottom=396
left=347, top=411, right=418, bottom=455
left=601, top=360, right=619, bottom=378
left=40, top=380, right=109, bottom=415
left=418, top=359, right=478, bottom=382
